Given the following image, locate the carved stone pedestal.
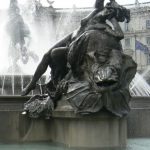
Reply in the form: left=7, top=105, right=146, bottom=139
left=49, top=101, right=127, bottom=149
left=0, top=97, right=127, bottom=149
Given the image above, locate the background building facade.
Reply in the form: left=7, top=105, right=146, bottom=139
left=1, top=1, right=150, bottom=73
left=121, top=5, right=150, bottom=72
left=54, top=2, right=150, bottom=73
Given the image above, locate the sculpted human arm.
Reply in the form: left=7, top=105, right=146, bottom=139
left=105, top=18, right=124, bottom=40
left=81, top=9, right=99, bottom=26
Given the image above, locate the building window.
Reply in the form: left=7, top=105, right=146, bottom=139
left=146, top=20, right=150, bottom=29
left=124, top=22, right=129, bottom=31
left=125, top=38, right=130, bottom=48
left=147, top=37, right=150, bottom=46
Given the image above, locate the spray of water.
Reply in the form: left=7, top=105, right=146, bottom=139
left=130, top=73, right=150, bottom=96
left=0, top=0, right=56, bottom=75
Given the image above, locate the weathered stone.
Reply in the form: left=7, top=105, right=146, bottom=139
left=0, top=97, right=127, bottom=149
left=49, top=103, right=127, bottom=148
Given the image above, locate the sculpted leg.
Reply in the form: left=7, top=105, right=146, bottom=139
left=22, top=47, right=69, bottom=96
left=21, top=52, right=51, bottom=96
left=21, top=33, right=72, bottom=96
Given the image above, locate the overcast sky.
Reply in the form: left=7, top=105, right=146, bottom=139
left=0, top=0, right=150, bottom=9
left=50, top=0, right=150, bottom=8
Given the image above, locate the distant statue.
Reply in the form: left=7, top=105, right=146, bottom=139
left=47, top=0, right=55, bottom=7
left=6, top=0, right=39, bottom=72
left=22, top=0, right=137, bottom=119
left=34, top=0, right=42, bottom=11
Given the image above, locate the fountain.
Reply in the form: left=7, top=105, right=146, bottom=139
left=18, top=0, right=137, bottom=148
left=130, top=73, right=150, bottom=96
left=0, top=0, right=149, bottom=97
left=0, top=0, right=56, bottom=95
left=0, top=0, right=150, bottom=149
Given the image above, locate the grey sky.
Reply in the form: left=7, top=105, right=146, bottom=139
left=0, top=0, right=150, bottom=9
left=42, top=0, right=150, bottom=8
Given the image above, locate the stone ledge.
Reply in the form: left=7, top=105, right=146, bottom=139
left=0, top=96, right=127, bottom=148
left=130, top=96, right=150, bottom=109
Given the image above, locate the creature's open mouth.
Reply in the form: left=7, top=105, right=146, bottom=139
left=96, top=80, right=117, bottom=87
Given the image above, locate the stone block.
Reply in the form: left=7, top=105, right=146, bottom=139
left=49, top=101, right=127, bottom=148
left=0, top=97, right=127, bottom=149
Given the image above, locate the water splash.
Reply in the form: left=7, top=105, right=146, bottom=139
left=130, top=73, right=150, bottom=96
left=1, top=75, right=6, bottom=95
left=0, top=0, right=56, bottom=75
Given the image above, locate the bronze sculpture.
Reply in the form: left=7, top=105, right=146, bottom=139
left=22, top=0, right=137, bottom=118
